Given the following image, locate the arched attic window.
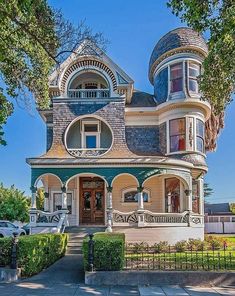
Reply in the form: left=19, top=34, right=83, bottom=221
left=68, top=71, right=110, bottom=99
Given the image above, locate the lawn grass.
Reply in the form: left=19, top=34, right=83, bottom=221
left=125, top=250, right=235, bottom=271
left=205, top=234, right=235, bottom=244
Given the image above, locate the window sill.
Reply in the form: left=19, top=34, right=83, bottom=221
left=166, top=151, right=206, bottom=157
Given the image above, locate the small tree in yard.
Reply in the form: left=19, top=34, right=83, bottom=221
left=0, top=183, right=30, bottom=222
left=36, top=187, right=45, bottom=210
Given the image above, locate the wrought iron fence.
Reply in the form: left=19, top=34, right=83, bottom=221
left=124, top=243, right=235, bottom=271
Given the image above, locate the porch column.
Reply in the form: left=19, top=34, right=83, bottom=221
left=30, top=186, right=37, bottom=209
left=185, top=189, right=192, bottom=212
left=29, top=186, right=37, bottom=228
left=198, top=177, right=204, bottom=216
left=137, top=186, right=144, bottom=210
left=44, top=192, right=49, bottom=212
left=106, top=186, right=113, bottom=233
left=185, top=188, right=192, bottom=226
left=61, top=185, right=68, bottom=210
left=137, top=186, right=145, bottom=227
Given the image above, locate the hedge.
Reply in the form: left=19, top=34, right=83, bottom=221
left=83, top=232, right=125, bottom=271
left=0, top=233, right=68, bottom=277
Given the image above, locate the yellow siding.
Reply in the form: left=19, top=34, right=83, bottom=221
left=112, top=175, right=164, bottom=213
left=143, top=176, right=164, bottom=212
left=112, top=175, right=138, bottom=212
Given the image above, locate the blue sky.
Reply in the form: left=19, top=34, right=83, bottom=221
left=0, top=0, right=234, bottom=203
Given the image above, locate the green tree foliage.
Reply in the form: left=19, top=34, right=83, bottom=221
left=36, top=187, right=45, bottom=210
left=230, top=203, right=235, bottom=214
left=204, top=182, right=214, bottom=200
left=0, top=183, right=30, bottom=222
left=167, top=0, right=235, bottom=150
left=0, top=0, right=106, bottom=145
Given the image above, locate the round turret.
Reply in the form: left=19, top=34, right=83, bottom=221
left=149, top=27, right=208, bottom=103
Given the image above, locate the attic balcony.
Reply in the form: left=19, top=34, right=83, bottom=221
left=68, top=88, right=110, bottom=99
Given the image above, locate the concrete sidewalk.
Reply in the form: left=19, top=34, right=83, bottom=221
left=0, top=282, right=235, bottom=295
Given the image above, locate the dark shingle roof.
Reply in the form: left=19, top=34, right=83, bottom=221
left=149, top=27, right=208, bottom=82
left=205, top=203, right=232, bottom=215
left=127, top=90, right=156, bottom=107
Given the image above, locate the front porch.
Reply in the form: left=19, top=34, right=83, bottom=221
left=29, top=166, right=204, bottom=242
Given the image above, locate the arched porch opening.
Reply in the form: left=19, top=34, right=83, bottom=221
left=143, top=173, right=189, bottom=214
left=66, top=173, right=108, bottom=225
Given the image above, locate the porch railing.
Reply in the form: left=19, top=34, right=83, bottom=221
left=29, top=209, right=69, bottom=233
left=68, top=89, right=110, bottom=99
left=112, top=210, right=203, bottom=227
left=67, top=148, right=108, bottom=158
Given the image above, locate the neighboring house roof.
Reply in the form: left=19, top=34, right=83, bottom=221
left=149, top=27, right=208, bottom=83
left=126, top=90, right=157, bottom=107
left=205, top=203, right=233, bottom=215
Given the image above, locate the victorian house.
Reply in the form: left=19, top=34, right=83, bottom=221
left=27, top=28, right=211, bottom=244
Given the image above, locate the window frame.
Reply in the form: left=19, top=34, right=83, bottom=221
left=81, top=120, right=101, bottom=149
left=169, top=117, right=186, bottom=153
left=188, top=62, right=200, bottom=93
left=170, top=62, right=183, bottom=94
left=196, top=118, right=205, bottom=153
left=122, top=187, right=150, bottom=203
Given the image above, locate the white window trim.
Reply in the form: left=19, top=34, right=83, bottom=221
left=195, top=118, right=205, bottom=154
left=187, top=61, right=201, bottom=96
left=51, top=190, right=74, bottom=215
left=157, top=58, right=202, bottom=102
left=166, top=115, right=206, bottom=156
left=121, top=187, right=151, bottom=203
left=81, top=120, right=101, bottom=149
left=168, top=62, right=184, bottom=99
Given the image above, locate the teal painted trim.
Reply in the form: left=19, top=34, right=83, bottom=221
left=31, top=167, right=164, bottom=187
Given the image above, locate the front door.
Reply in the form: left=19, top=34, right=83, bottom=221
left=80, top=177, right=105, bottom=224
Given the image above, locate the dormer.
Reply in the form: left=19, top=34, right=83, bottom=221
left=48, top=40, right=134, bottom=103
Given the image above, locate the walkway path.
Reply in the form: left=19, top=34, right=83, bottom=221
left=0, top=227, right=234, bottom=295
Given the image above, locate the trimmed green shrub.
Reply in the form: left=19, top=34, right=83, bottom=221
left=0, top=233, right=68, bottom=277
left=83, top=232, right=125, bottom=271
left=187, top=238, right=207, bottom=251
left=175, top=240, right=188, bottom=252
left=0, top=237, right=11, bottom=266
left=127, top=242, right=149, bottom=253
left=153, top=241, right=169, bottom=253
left=205, top=235, right=225, bottom=250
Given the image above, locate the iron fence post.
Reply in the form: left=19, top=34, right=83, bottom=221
left=11, top=232, right=18, bottom=269
left=88, top=233, right=94, bottom=272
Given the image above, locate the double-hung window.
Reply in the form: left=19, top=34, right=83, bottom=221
left=169, top=118, right=186, bottom=152
left=196, top=119, right=205, bottom=153
left=81, top=121, right=100, bottom=149
left=170, top=63, right=183, bottom=93
left=188, top=62, right=200, bottom=93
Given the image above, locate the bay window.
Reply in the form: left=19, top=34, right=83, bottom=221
left=170, top=63, right=183, bottom=93
left=169, top=118, right=186, bottom=152
left=188, top=62, right=200, bottom=93
left=196, top=119, right=205, bottom=153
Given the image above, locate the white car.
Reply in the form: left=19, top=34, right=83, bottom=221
left=0, top=221, right=26, bottom=238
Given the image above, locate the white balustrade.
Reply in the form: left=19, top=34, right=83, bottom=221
left=68, top=89, right=110, bottom=98
left=112, top=210, right=203, bottom=227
